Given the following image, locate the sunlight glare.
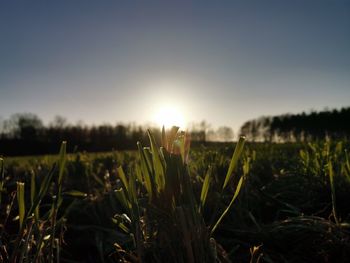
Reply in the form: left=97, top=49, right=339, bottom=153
left=154, top=105, right=186, bottom=129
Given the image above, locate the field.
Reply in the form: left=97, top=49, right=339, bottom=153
left=1, top=129, right=350, bottom=263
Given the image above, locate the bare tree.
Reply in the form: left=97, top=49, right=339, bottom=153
left=3, top=113, right=43, bottom=139
left=216, top=126, right=234, bottom=141
left=50, top=115, right=68, bottom=128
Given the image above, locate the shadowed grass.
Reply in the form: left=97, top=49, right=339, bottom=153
left=113, top=128, right=246, bottom=262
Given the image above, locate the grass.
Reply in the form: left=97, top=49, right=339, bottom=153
left=0, top=133, right=349, bottom=262
left=1, top=141, right=90, bottom=262
left=112, top=128, right=246, bottom=262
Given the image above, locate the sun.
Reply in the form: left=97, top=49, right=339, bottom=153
left=153, top=105, right=186, bottom=129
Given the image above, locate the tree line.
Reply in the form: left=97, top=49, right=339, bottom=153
left=0, top=114, right=234, bottom=156
left=239, top=107, right=350, bottom=142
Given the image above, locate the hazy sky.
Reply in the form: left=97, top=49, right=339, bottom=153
left=1, top=0, right=349, bottom=132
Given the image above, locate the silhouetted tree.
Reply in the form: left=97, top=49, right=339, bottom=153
left=4, top=113, right=43, bottom=140
left=216, top=126, right=234, bottom=141
left=240, top=107, right=350, bottom=142
left=50, top=115, right=68, bottom=128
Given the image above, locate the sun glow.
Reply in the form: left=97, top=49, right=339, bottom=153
left=153, top=105, right=186, bottom=129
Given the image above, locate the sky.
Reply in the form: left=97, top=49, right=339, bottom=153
left=1, top=0, right=349, bottom=132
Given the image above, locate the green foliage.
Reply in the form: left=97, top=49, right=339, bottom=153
left=0, top=141, right=71, bottom=263
left=299, top=141, right=350, bottom=180
left=199, top=166, right=211, bottom=213
left=299, top=140, right=350, bottom=224
left=211, top=175, right=245, bottom=234
left=1, top=137, right=350, bottom=262
left=16, top=182, right=25, bottom=229
left=222, top=136, right=245, bottom=190
left=113, top=128, right=246, bottom=262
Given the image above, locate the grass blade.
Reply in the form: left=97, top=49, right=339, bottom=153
left=26, top=164, right=56, bottom=219
left=212, top=175, right=245, bottom=234
left=128, top=171, right=137, bottom=205
left=30, top=170, right=39, bottom=221
left=115, top=188, right=131, bottom=210
left=328, top=161, right=339, bottom=224
left=222, top=136, right=245, bottom=190
left=57, top=141, right=67, bottom=209
left=137, top=142, right=153, bottom=200
left=199, top=167, right=211, bottom=213
left=147, top=130, right=165, bottom=192
left=58, top=141, right=67, bottom=186
left=117, top=166, right=129, bottom=191
left=167, top=126, right=180, bottom=152
left=16, top=182, right=25, bottom=229
left=61, top=190, right=88, bottom=198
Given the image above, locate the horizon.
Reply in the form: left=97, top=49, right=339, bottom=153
left=1, top=106, right=349, bottom=140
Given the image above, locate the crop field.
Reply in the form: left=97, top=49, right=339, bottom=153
left=1, top=129, right=350, bottom=263
left=2, top=1, right=350, bottom=262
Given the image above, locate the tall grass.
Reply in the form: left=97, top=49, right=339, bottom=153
left=113, top=127, right=246, bottom=262
left=0, top=142, right=68, bottom=263
left=1, top=136, right=349, bottom=262
left=299, top=140, right=350, bottom=223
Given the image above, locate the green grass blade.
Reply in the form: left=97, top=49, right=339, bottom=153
left=16, top=182, right=25, bottom=228
left=177, top=133, right=186, bottom=163
left=57, top=141, right=67, bottom=209
left=30, top=170, right=39, bottom=221
left=143, top=147, right=154, bottom=175
left=345, top=150, right=350, bottom=173
left=167, top=126, right=180, bottom=152
left=37, top=165, right=55, bottom=201
left=199, top=167, right=211, bottom=213
left=26, top=164, right=56, bottom=218
left=212, top=175, right=245, bottom=234
left=58, top=141, right=67, bottom=186
left=128, top=171, right=137, bottom=205
left=30, top=170, right=35, bottom=205
left=112, top=217, right=130, bottom=233
left=61, top=190, right=88, bottom=197
left=142, top=147, right=152, bottom=169
left=18, top=219, right=34, bottom=263
left=32, top=229, right=46, bottom=263
left=115, top=188, right=131, bottom=210
left=222, top=136, right=246, bottom=190
left=137, top=142, right=153, bottom=200
left=243, top=157, right=251, bottom=176
left=135, top=164, right=143, bottom=183
left=148, top=130, right=165, bottom=192
left=328, top=161, right=339, bottom=224
left=117, top=166, right=129, bottom=191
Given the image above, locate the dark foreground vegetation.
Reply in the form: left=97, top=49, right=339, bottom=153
left=1, top=128, right=350, bottom=262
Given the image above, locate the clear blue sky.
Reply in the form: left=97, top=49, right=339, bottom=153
left=1, top=0, right=349, bottom=132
